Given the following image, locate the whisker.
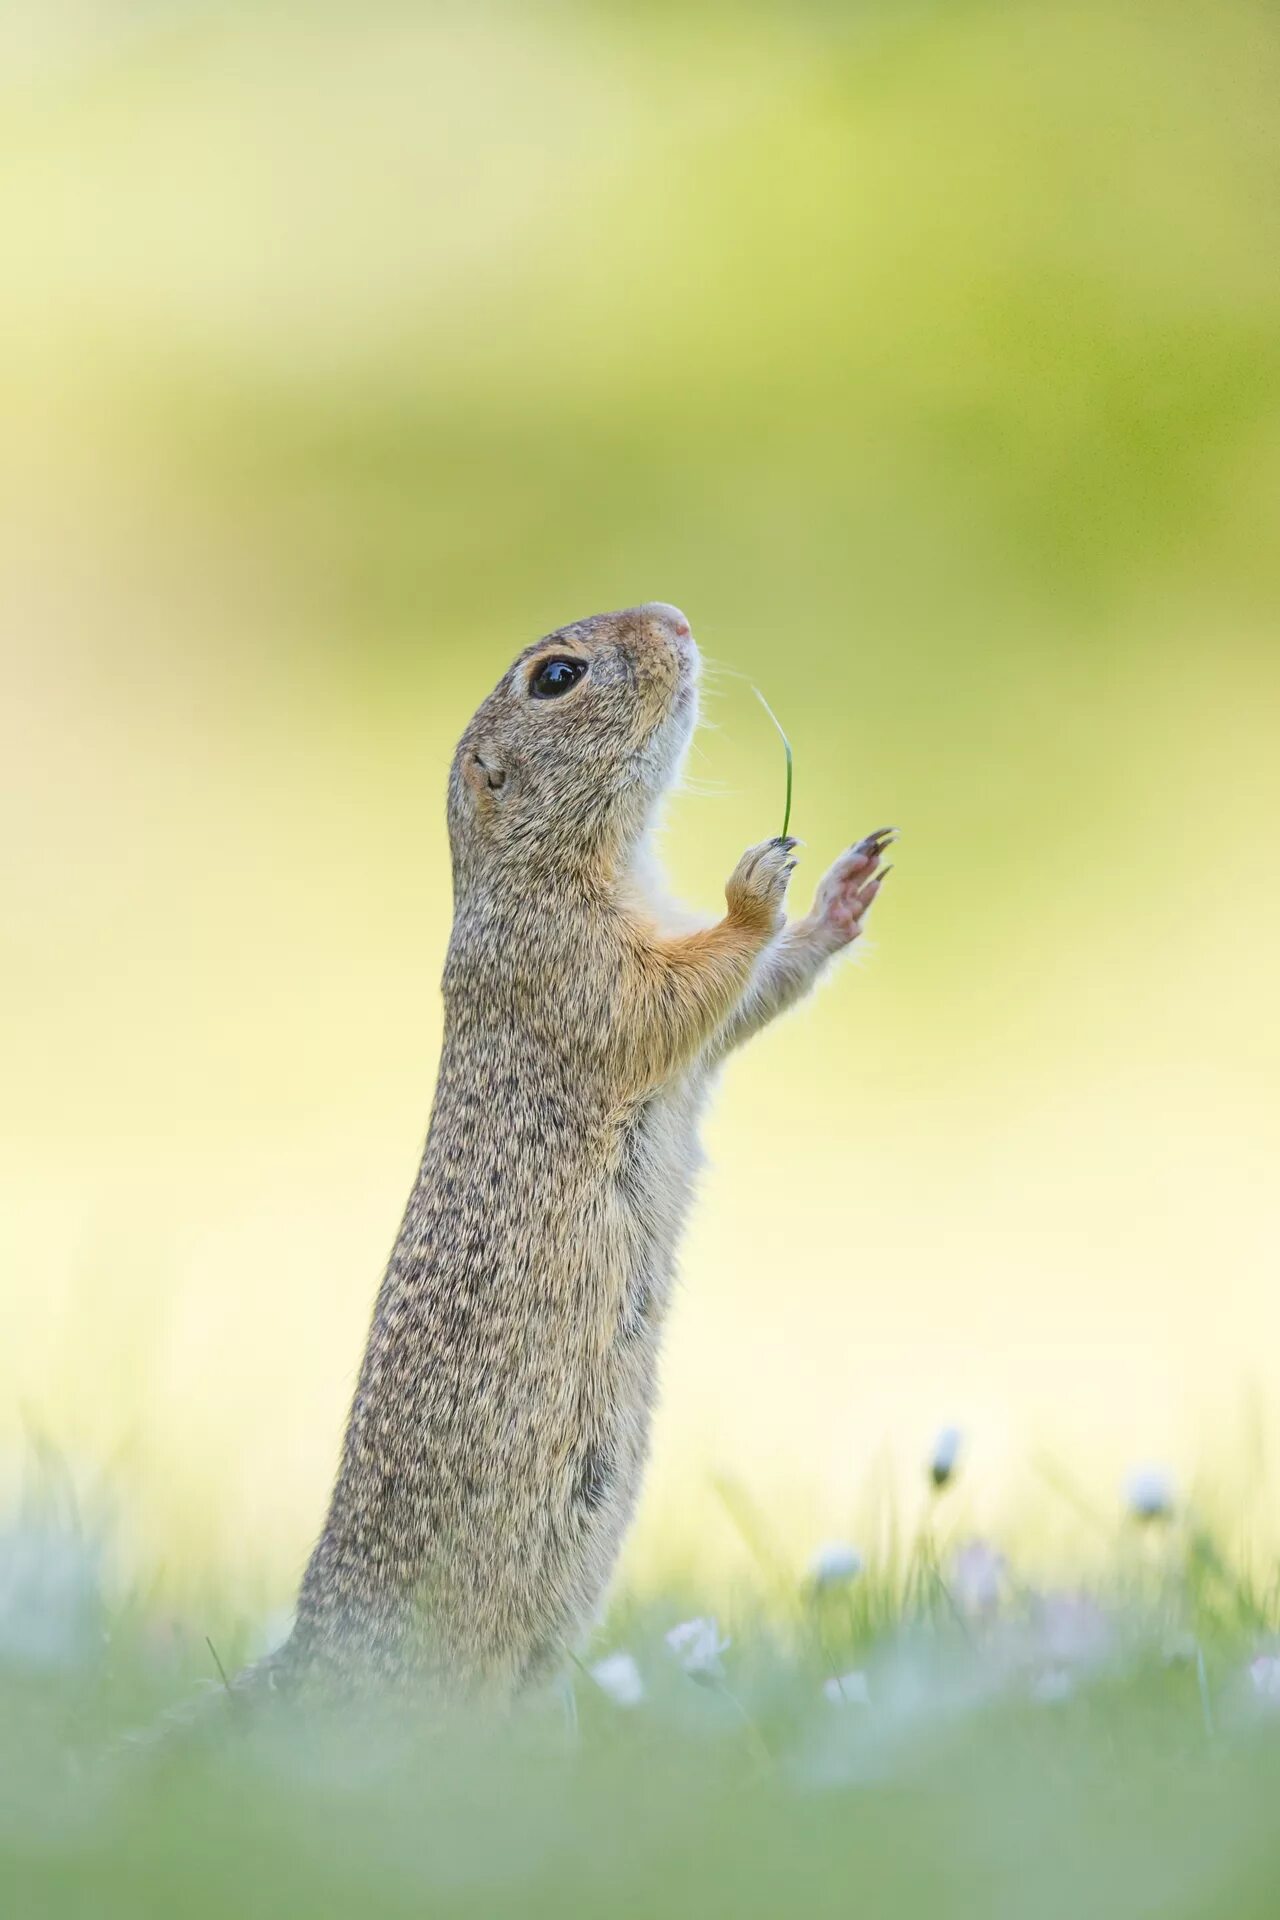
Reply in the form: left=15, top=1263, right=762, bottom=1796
left=699, top=656, right=753, bottom=683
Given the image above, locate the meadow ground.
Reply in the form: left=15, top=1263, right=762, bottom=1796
left=4, top=1462, right=1280, bottom=1920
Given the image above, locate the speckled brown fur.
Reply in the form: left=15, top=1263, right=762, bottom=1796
left=277, top=603, right=893, bottom=1703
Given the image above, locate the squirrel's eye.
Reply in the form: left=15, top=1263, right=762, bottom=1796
left=530, top=657, right=587, bottom=699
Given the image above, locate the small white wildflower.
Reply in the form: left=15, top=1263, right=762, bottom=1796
left=1035, top=1590, right=1112, bottom=1669
left=807, top=1541, right=865, bottom=1591
left=929, top=1425, right=963, bottom=1489
left=664, top=1616, right=730, bottom=1679
left=822, top=1668, right=871, bottom=1706
left=590, top=1651, right=644, bottom=1708
left=249, top=1607, right=296, bottom=1663
left=1031, top=1666, right=1074, bottom=1706
left=1249, top=1655, right=1280, bottom=1706
left=1125, top=1464, right=1175, bottom=1521
left=949, top=1539, right=1005, bottom=1618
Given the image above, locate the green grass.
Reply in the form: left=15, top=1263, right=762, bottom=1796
left=4, top=1478, right=1280, bottom=1920
left=752, top=686, right=794, bottom=842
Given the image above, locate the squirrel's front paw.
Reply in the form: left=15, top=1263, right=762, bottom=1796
left=726, top=836, right=798, bottom=937
left=808, top=827, right=897, bottom=949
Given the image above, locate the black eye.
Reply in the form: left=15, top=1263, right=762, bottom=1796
left=530, top=657, right=587, bottom=699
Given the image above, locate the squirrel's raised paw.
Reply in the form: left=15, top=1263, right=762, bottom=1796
left=726, top=836, right=798, bottom=936
left=809, top=828, right=897, bottom=948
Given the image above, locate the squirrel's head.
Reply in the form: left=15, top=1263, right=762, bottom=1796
left=448, top=602, right=699, bottom=894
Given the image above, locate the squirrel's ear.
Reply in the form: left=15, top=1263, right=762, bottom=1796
left=461, top=746, right=509, bottom=804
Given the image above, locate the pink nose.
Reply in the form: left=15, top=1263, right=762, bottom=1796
left=643, top=600, right=691, bottom=639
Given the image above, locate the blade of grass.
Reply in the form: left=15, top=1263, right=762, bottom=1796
left=752, top=687, right=793, bottom=840
left=205, top=1636, right=233, bottom=1694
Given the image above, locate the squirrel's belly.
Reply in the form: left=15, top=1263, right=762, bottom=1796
left=522, top=1084, right=708, bottom=1672
left=612, top=1080, right=707, bottom=1335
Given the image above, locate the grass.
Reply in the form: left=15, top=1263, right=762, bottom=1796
left=4, top=1470, right=1280, bottom=1920
left=752, top=686, right=794, bottom=842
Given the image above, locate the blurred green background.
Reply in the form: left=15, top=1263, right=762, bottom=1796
left=2, top=0, right=1278, bottom=1602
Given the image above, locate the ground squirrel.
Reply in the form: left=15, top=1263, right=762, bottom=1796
left=280, top=603, right=893, bottom=1701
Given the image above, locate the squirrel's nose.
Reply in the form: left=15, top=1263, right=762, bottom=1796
left=641, top=601, right=692, bottom=640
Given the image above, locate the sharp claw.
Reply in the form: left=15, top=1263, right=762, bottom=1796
left=856, top=829, right=897, bottom=859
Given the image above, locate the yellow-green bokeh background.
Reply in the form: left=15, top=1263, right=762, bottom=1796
left=3, top=0, right=1279, bottom=1598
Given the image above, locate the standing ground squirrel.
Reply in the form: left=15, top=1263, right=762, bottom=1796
left=281, top=603, right=893, bottom=1701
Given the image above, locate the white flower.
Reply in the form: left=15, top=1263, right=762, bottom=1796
left=664, top=1616, right=730, bottom=1679
left=1249, top=1655, right=1280, bottom=1706
left=949, top=1539, right=1005, bottom=1617
left=1125, top=1464, right=1175, bottom=1521
left=807, top=1541, right=864, bottom=1590
left=1035, top=1590, right=1112, bottom=1669
left=249, top=1607, right=296, bottom=1662
left=929, top=1425, right=963, bottom=1488
left=1030, top=1666, right=1074, bottom=1706
left=822, top=1668, right=870, bottom=1706
left=590, top=1650, right=644, bottom=1708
